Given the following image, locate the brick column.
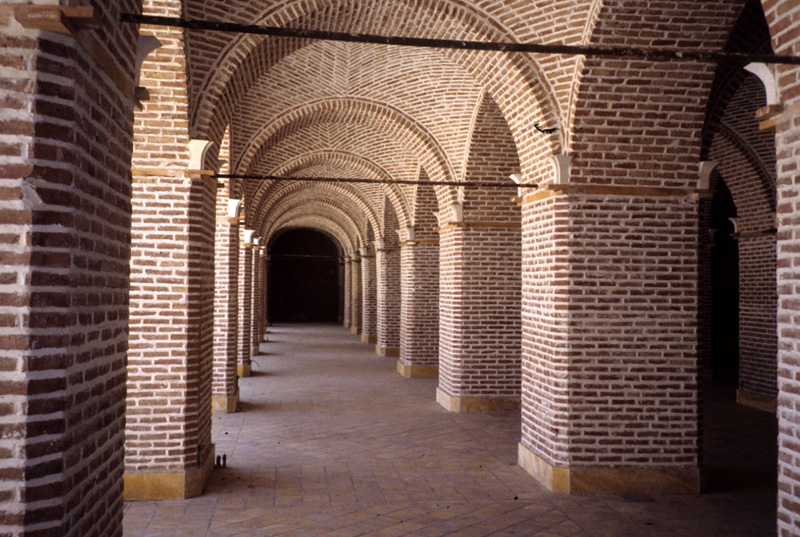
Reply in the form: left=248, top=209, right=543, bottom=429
left=0, top=4, right=136, bottom=534
left=338, top=257, right=346, bottom=324
left=398, top=229, right=440, bottom=377
left=250, top=242, right=262, bottom=356
left=343, top=257, right=352, bottom=327
left=376, top=238, right=401, bottom=356
left=212, top=187, right=239, bottom=414
left=125, top=6, right=215, bottom=500
left=518, top=188, right=702, bottom=495
left=360, top=246, right=377, bottom=343
left=350, top=255, right=362, bottom=334
left=437, top=222, right=521, bottom=413
left=765, top=0, right=800, bottom=533
left=263, top=252, right=271, bottom=329
left=238, top=229, right=253, bottom=377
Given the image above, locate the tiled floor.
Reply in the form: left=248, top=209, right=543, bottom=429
left=124, top=323, right=778, bottom=537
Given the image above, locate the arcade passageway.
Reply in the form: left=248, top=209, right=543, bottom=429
left=123, top=324, right=776, bottom=537
left=5, top=0, right=800, bottom=536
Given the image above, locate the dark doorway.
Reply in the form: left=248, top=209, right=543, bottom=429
left=269, top=229, right=339, bottom=322
left=710, top=180, right=739, bottom=380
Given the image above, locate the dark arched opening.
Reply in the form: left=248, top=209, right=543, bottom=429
left=710, top=180, right=739, bottom=381
left=268, top=229, right=340, bottom=322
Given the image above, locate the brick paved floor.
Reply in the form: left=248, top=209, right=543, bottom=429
left=124, top=323, right=777, bottom=537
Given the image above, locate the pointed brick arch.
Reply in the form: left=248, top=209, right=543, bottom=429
left=257, top=185, right=373, bottom=249
left=238, top=97, right=460, bottom=209
left=267, top=215, right=357, bottom=257
left=267, top=151, right=412, bottom=231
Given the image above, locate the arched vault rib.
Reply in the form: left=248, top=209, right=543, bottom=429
left=255, top=183, right=378, bottom=243
left=268, top=151, right=412, bottom=230
left=713, top=123, right=776, bottom=214
left=239, top=97, right=460, bottom=210
left=261, top=197, right=365, bottom=254
left=266, top=213, right=358, bottom=256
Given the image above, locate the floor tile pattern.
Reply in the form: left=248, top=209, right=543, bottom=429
left=124, top=323, right=777, bottom=537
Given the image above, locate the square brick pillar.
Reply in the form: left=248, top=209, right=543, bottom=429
left=338, top=257, right=346, bottom=324
left=212, top=186, right=239, bottom=414
left=437, top=223, right=521, bottom=413
left=0, top=4, right=136, bottom=533
left=376, top=241, right=401, bottom=357
left=518, top=190, right=702, bottom=494
left=398, top=232, right=440, bottom=378
left=250, top=244, right=263, bottom=356
left=350, top=255, right=362, bottom=334
left=343, top=257, right=352, bottom=327
left=125, top=10, right=215, bottom=501
left=765, top=3, right=800, bottom=532
left=127, top=173, right=217, bottom=501
left=360, top=247, right=377, bottom=343
left=238, top=229, right=253, bottom=377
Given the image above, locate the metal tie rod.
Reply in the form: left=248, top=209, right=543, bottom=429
left=121, top=13, right=800, bottom=65
left=216, top=173, right=537, bottom=189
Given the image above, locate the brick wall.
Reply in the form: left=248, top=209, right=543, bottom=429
left=127, top=2, right=215, bottom=492
left=0, top=2, right=137, bottom=535
left=763, top=0, right=800, bottom=532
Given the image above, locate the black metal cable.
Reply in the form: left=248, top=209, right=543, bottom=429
left=216, top=173, right=535, bottom=189
left=120, top=13, right=800, bottom=65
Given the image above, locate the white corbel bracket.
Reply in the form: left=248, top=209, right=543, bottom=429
left=189, top=139, right=214, bottom=171
left=549, top=155, right=573, bottom=185
left=228, top=198, right=243, bottom=219
left=698, top=160, right=718, bottom=191
left=243, top=229, right=256, bottom=247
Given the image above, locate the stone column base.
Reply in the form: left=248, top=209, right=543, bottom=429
left=344, top=321, right=351, bottom=328
left=361, top=334, right=377, bottom=344
left=517, top=443, right=703, bottom=494
left=211, top=394, right=239, bottom=414
left=436, top=387, right=520, bottom=413
left=376, top=345, right=399, bottom=357
left=124, top=444, right=215, bottom=500
left=737, top=389, right=777, bottom=413
left=237, top=364, right=251, bottom=377
left=351, top=326, right=361, bottom=335
left=397, top=362, right=438, bottom=378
